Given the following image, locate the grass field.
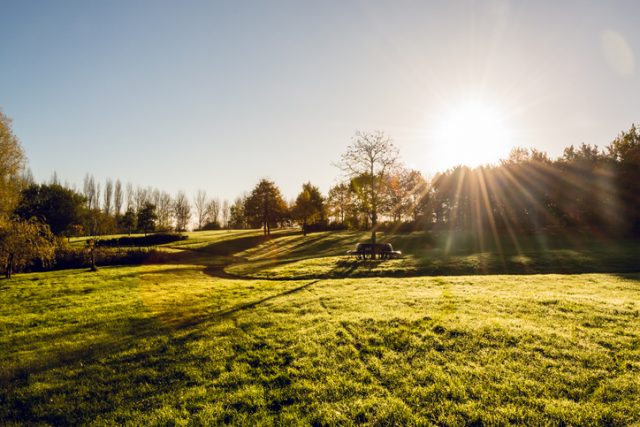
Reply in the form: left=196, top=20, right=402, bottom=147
left=2, top=230, right=639, bottom=425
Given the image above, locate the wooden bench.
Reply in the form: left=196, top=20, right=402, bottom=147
left=347, top=243, right=402, bottom=260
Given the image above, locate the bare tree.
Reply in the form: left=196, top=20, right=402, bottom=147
left=206, top=197, right=221, bottom=226
left=173, top=191, right=191, bottom=231
left=134, top=186, right=147, bottom=213
left=157, top=191, right=173, bottom=230
left=83, top=174, right=96, bottom=210
left=222, top=199, right=230, bottom=229
left=113, top=179, right=123, bottom=217
left=126, top=182, right=134, bottom=212
left=193, top=189, right=208, bottom=230
left=151, top=188, right=160, bottom=208
left=338, top=130, right=400, bottom=256
left=103, top=178, right=113, bottom=215
left=95, top=182, right=101, bottom=211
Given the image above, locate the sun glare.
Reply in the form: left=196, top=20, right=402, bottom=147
left=431, top=100, right=513, bottom=169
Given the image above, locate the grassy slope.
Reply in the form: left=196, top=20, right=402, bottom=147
left=227, top=230, right=640, bottom=279
left=1, top=230, right=639, bottom=425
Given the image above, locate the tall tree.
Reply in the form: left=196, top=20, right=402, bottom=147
left=120, top=208, right=137, bottom=235
left=156, top=191, right=173, bottom=231
left=244, top=179, right=287, bottom=236
left=173, top=191, right=191, bottom=231
left=387, top=168, right=429, bottom=223
left=125, top=182, right=134, bottom=212
left=608, top=124, right=640, bottom=234
left=205, top=197, right=221, bottom=228
left=0, top=111, right=26, bottom=218
left=193, top=189, right=208, bottom=230
left=338, top=131, right=400, bottom=255
left=15, top=183, right=86, bottom=237
left=83, top=174, right=96, bottom=210
left=228, top=197, right=247, bottom=229
left=103, top=178, right=113, bottom=215
left=134, top=186, right=148, bottom=213
left=222, top=199, right=230, bottom=229
left=327, top=182, right=354, bottom=225
left=113, top=179, right=123, bottom=217
left=137, top=202, right=157, bottom=236
left=292, top=182, right=325, bottom=235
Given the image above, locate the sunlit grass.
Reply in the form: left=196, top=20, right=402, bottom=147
left=1, top=260, right=639, bottom=424
left=2, top=229, right=639, bottom=424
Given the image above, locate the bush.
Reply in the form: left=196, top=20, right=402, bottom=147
left=378, top=221, right=426, bottom=233
left=95, top=233, right=187, bottom=247
left=200, top=221, right=222, bottom=230
left=50, top=246, right=172, bottom=271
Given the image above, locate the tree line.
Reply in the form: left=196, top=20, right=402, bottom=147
left=1, top=107, right=639, bottom=276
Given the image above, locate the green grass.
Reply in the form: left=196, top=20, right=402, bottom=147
left=226, top=230, right=640, bottom=279
left=1, top=230, right=639, bottom=425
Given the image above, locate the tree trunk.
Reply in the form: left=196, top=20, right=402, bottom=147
left=7, top=253, right=14, bottom=279
left=371, top=213, right=377, bottom=260
left=90, top=244, right=97, bottom=272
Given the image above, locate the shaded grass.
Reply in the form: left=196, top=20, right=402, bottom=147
left=226, top=230, right=640, bottom=279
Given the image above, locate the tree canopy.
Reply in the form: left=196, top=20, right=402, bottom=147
left=0, top=111, right=26, bottom=218
left=292, top=182, right=325, bottom=235
left=15, top=184, right=85, bottom=236
left=244, top=179, right=287, bottom=236
left=0, top=218, right=55, bottom=279
left=338, top=130, right=400, bottom=254
left=137, top=202, right=157, bottom=236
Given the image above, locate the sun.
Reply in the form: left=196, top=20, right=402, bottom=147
left=430, top=100, right=514, bottom=169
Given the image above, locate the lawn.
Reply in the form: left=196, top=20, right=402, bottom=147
left=1, top=230, right=639, bottom=425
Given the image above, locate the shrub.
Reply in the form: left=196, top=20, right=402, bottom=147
left=39, top=246, right=173, bottom=271
left=95, top=233, right=187, bottom=247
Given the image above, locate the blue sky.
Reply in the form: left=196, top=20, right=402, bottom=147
left=1, top=0, right=638, bottom=202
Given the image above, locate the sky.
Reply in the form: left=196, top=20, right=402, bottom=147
left=1, top=0, right=639, bottom=203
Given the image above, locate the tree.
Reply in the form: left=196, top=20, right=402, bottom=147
left=120, top=208, right=137, bottom=235
left=193, top=189, right=208, bottom=230
left=387, top=168, right=429, bottom=223
left=173, top=191, right=191, bottom=231
left=15, top=183, right=86, bottom=237
left=204, top=198, right=221, bottom=229
left=156, top=191, right=173, bottom=231
left=292, top=182, right=325, bottom=235
left=0, top=218, right=55, bottom=279
left=134, top=186, right=148, bottom=213
left=113, top=179, right=123, bottom=217
left=0, top=111, right=26, bottom=218
left=222, top=199, right=230, bottom=229
left=137, top=202, right=157, bottom=236
left=103, top=178, right=113, bottom=215
left=83, top=174, right=97, bottom=210
left=244, top=179, right=288, bottom=236
left=338, top=131, right=400, bottom=256
left=607, top=124, right=640, bottom=234
left=228, top=197, right=247, bottom=229
left=125, top=182, right=134, bottom=212
left=327, top=182, right=351, bottom=225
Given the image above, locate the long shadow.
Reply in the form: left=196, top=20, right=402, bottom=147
left=174, top=280, right=321, bottom=330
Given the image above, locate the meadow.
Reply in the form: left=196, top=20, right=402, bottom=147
left=1, top=230, right=639, bottom=425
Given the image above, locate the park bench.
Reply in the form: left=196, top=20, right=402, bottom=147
left=347, top=243, right=402, bottom=260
